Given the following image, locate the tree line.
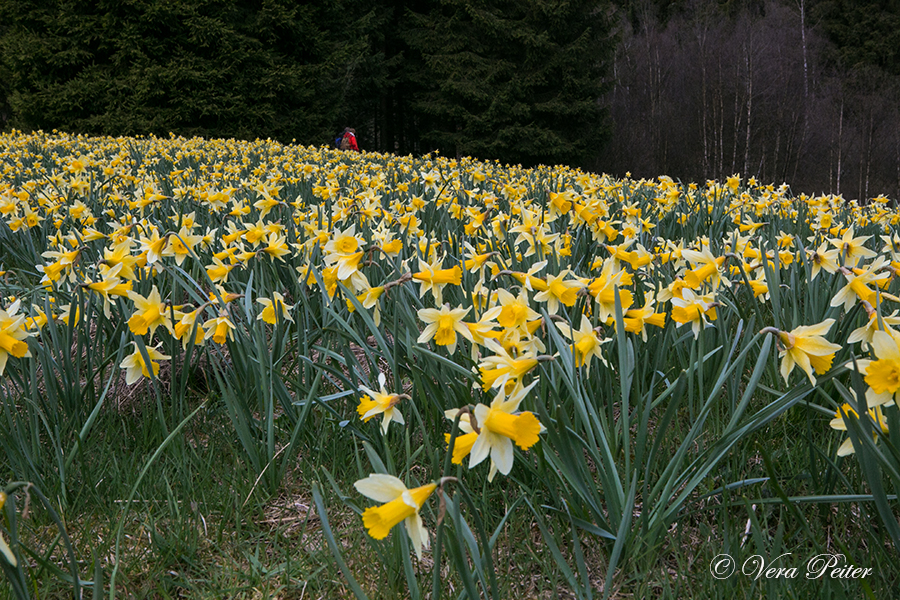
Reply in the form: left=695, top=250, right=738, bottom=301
left=601, top=0, right=900, bottom=200
left=0, top=0, right=897, bottom=198
left=0, top=0, right=613, bottom=169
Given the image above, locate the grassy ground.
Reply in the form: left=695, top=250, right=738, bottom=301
left=5, top=382, right=896, bottom=599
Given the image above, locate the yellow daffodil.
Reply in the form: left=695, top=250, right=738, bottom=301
left=830, top=258, right=892, bottom=311
left=830, top=403, right=888, bottom=456
left=127, top=286, right=172, bottom=338
left=205, top=256, right=236, bottom=284
left=477, top=340, right=539, bottom=392
left=357, top=372, right=406, bottom=434
left=347, top=285, right=385, bottom=325
left=139, top=229, right=169, bottom=264
left=203, top=312, right=237, bottom=345
left=412, top=259, right=461, bottom=305
left=120, top=342, right=170, bottom=385
left=262, top=232, right=291, bottom=262
left=445, top=380, right=543, bottom=482
left=0, top=300, right=32, bottom=375
left=829, top=226, right=876, bottom=265
left=848, top=307, right=900, bottom=351
left=767, top=319, right=842, bottom=385
left=102, top=239, right=139, bottom=280
left=623, top=299, right=666, bottom=341
left=83, top=263, right=131, bottom=317
left=533, top=269, right=581, bottom=315
left=172, top=308, right=205, bottom=349
left=555, top=314, right=608, bottom=374
left=682, top=247, right=728, bottom=290
left=670, top=288, right=716, bottom=338
left=324, top=224, right=363, bottom=256
left=463, top=306, right=503, bottom=353
left=587, top=259, right=634, bottom=322
left=859, top=329, right=900, bottom=408
left=326, top=249, right=364, bottom=280
left=495, top=288, right=540, bottom=329
left=257, top=292, right=294, bottom=325
left=354, top=474, right=436, bottom=559
left=417, top=305, right=472, bottom=355
left=25, top=306, right=50, bottom=332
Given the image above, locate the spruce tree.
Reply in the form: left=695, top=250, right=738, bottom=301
left=0, top=0, right=371, bottom=143
left=814, top=0, right=900, bottom=76
left=404, top=0, right=616, bottom=167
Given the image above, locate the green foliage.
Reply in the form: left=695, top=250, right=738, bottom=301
left=814, top=0, right=900, bottom=76
left=0, top=0, right=618, bottom=166
left=0, top=0, right=371, bottom=143
left=404, top=0, right=615, bottom=167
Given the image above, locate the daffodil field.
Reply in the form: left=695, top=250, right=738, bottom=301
left=0, top=130, right=898, bottom=597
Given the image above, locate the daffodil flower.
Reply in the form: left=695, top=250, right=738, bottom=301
left=670, top=288, right=716, bottom=338
left=172, top=307, right=205, bottom=349
left=623, top=299, right=666, bottom=341
left=445, top=380, right=544, bottom=482
left=463, top=306, right=503, bottom=358
left=495, top=288, right=540, bottom=329
left=859, top=329, right=900, bottom=408
left=357, top=372, right=406, bottom=434
left=138, top=229, right=169, bottom=264
left=764, top=319, right=842, bottom=385
left=326, top=249, right=364, bottom=280
left=162, top=226, right=203, bottom=266
left=323, top=224, right=363, bottom=256
left=682, top=247, right=728, bottom=290
left=354, top=474, right=436, bottom=559
left=533, top=269, right=581, bottom=315
left=847, top=307, right=900, bottom=351
left=417, top=305, right=472, bottom=355
left=347, top=285, right=385, bottom=325
left=205, top=256, right=236, bottom=284
left=412, top=258, right=462, bottom=305
left=84, top=263, right=131, bottom=317
left=505, top=260, right=547, bottom=291
left=587, top=259, right=634, bottom=322
left=0, top=300, right=32, bottom=376
left=203, top=312, right=237, bottom=345
left=127, top=286, right=172, bottom=338
left=477, top=340, right=539, bottom=392
left=830, top=258, right=891, bottom=311
left=555, top=315, right=608, bottom=374
left=257, top=292, right=294, bottom=325
left=262, top=233, right=291, bottom=262
left=829, top=226, right=877, bottom=265
left=830, top=402, right=888, bottom=456
left=804, top=243, right=839, bottom=280
left=120, top=342, right=170, bottom=385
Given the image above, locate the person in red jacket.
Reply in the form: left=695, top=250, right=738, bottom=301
left=339, top=127, right=359, bottom=151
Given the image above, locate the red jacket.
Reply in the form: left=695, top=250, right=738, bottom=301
left=342, top=132, right=359, bottom=151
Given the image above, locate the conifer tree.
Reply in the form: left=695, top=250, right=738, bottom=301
left=814, top=0, right=900, bottom=76
left=404, top=0, right=616, bottom=167
left=0, top=0, right=371, bottom=143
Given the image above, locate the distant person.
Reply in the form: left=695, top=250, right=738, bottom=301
left=337, top=127, right=359, bottom=152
